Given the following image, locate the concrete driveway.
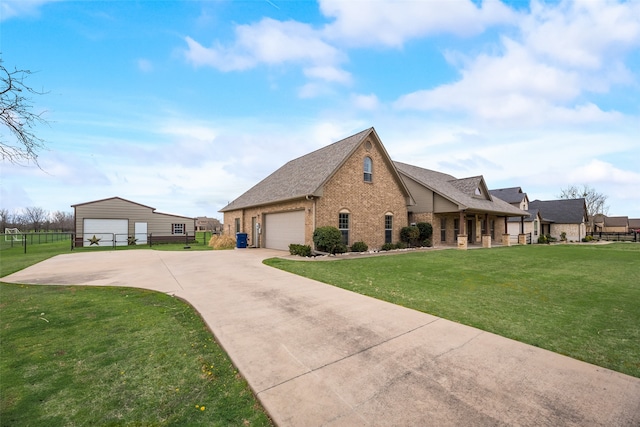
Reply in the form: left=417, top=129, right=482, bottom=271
left=3, top=249, right=639, bottom=426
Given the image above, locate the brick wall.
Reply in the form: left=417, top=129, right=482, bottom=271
left=315, top=138, right=409, bottom=250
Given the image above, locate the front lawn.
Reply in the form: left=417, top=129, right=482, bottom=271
left=265, top=243, right=640, bottom=378
left=0, top=242, right=271, bottom=426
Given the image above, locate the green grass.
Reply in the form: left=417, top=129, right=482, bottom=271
left=0, top=243, right=271, bottom=426
left=265, top=244, right=640, bottom=378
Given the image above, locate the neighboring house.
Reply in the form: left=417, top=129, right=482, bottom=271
left=602, top=216, right=629, bottom=233
left=72, top=197, right=195, bottom=247
left=196, top=216, right=222, bottom=232
left=489, top=187, right=541, bottom=242
left=630, top=218, right=640, bottom=232
left=220, top=127, right=528, bottom=250
left=489, top=187, right=529, bottom=210
left=528, top=199, right=589, bottom=242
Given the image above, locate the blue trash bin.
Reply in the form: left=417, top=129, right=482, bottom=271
left=236, top=233, right=248, bottom=248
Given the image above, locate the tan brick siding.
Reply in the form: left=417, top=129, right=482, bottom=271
left=314, top=139, right=408, bottom=250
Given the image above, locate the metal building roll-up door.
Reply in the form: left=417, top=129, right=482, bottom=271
left=264, top=211, right=305, bottom=250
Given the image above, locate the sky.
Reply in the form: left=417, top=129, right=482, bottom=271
left=1, top=0, right=639, bottom=221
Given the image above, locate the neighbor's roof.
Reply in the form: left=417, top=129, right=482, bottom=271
left=604, top=216, right=629, bottom=227
left=220, top=128, right=411, bottom=212
left=489, top=187, right=527, bottom=205
left=507, top=208, right=543, bottom=223
left=629, top=218, right=640, bottom=229
left=529, top=199, right=588, bottom=224
left=394, top=162, right=528, bottom=217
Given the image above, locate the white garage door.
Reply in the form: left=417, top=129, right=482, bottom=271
left=84, top=219, right=128, bottom=247
left=264, top=211, right=305, bottom=250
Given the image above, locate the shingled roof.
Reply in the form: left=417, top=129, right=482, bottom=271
left=529, top=199, right=588, bottom=224
left=220, top=128, right=410, bottom=212
left=489, top=187, right=527, bottom=205
left=394, top=162, right=528, bottom=217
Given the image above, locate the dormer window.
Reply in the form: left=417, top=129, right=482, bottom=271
left=475, top=187, right=482, bottom=196
left=364, top=157, right=373, bottom=182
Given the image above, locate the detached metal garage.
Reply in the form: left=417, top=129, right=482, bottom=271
left=72, top=197, right=195, bottom=247
left=264, top=211, right=305, bottom=250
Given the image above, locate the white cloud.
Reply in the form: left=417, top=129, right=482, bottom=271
left=137, top=58, right=153, bottom=73
left=568, top=159, right=640, bottom=185
left=319, top=0, right=517, bottom=47
left=303, top=65, right=352, bottom=84
left=350, top=93, right=380, bottom=111
left=524, top=0, right=640, bottom=69
left=184, top=18, right=343, bottom=72
left=394, top=0, right=640, bottom=125
left=0, top=0, right=60, bottom=21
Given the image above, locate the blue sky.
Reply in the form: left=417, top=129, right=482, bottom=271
left=2, top=0, right=639, bottom=220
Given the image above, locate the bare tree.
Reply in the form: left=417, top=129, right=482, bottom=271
left=1, top=59, right=48, bottom=165
left=0, top=208, right=8, bottom=231
left=558, top=184, right=609, bottom=226
left=23, top=206, right=47, bottom=232
left=51, top=210, right=74, bottom=232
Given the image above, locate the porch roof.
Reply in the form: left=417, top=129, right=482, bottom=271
left=395, top=162, right=528, bottom=217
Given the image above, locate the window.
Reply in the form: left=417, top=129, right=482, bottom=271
left=534, top=220, right=538, bottom=236
left=339, top=212, right=350, bottom=245
left=172, top=223, right=185, bottom=235
left=454, top=219, right=459, bottom=236
left=235, top=218, right=240, bottom=234
left=385, top=214, right=393, bottom=244
left=440, top=217, right=447, bottom=242
left=363, top=157, right=372, bottom=182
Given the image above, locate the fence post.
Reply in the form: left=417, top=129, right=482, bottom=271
left=23, top=234, right=27, bottom=254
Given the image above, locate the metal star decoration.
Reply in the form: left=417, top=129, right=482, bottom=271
left=88, top=235, right=101, bottom=246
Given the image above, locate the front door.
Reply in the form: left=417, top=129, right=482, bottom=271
left=467, top=219, right=474, bottom=243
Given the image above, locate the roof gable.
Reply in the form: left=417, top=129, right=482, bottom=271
left=71, top=196, right=155, bottom=211
left=220, top=128, right=412, bottom=212
left=450, top=176, right=493, bottom=201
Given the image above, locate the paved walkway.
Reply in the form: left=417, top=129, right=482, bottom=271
left=3, top=249, right=639, bottom=426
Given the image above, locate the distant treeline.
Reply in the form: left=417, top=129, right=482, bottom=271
left=1, top=208, right=74, bottom=232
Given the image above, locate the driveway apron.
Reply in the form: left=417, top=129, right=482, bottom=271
left=3, top=249, right=639, bottom=426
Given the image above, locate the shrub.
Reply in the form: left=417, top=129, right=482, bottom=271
left=208, top=234, right=236, bottom=250
left=538, top=235, right=548, bottom=244
left=400, top=226, right=420, bottom=247
left=422, top=238, right=432, bottom=247
left=560, top=232, right=567, bottom=242
left=313, top=226, right=343, bottom=254
left=289, top=244, right=312, bottom=257
left=351, top=241, right=368, bottom=252
left=396, top=241, right=407, bottom=249
left=381, top=243, right=396, bottom=251
left=416, top=222, right=433, bottom=241
left=582, top=235, right=594, bottom=242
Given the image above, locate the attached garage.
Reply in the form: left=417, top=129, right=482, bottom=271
left=84, top=219, right=128, bottom=247
left=264, top=211, right=305, bottom=250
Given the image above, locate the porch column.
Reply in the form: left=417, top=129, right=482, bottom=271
left=457, top=211, right=467, bottom=250
left=482, top=214, right=491, bottom=248
left=519, top=215, right=526, bottom=245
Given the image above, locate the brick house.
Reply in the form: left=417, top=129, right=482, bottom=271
left=528, top=199, right=589, bottom=242
left=220, top=127, right=527, bottom=251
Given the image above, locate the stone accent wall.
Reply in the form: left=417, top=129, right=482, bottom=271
left=315, top=139, right=409, bottom=250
